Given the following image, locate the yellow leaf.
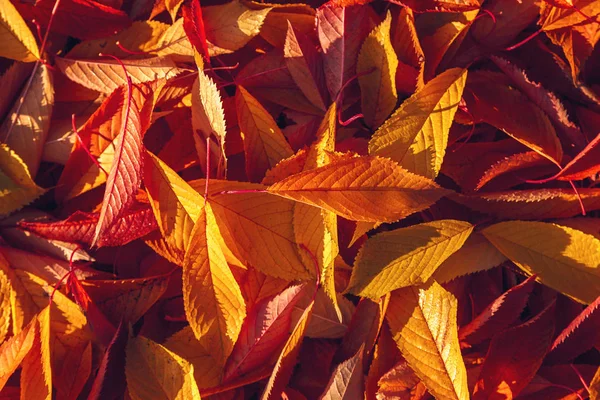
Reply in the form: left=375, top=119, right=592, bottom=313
left=392, top=7, right=425, bottom=91
left=261, top=295, right=314, bottom=400
left=369, top=68, right=468, bottom=179
left=126, top=335, right=202, bottom=400
left=482, top=221, right=600, bottom=304
left=21, top=306, right=52, bottom=400
left=55, top=56, right=184, bottom=93
left=259, top=3, right=315, bottom=48
left=183, top=203, right=246, bottom=379
left=432, top=233, right=507, bottom=284
left=0, top=0, right=40, bottom=62
left=0, top=144, right=45, bottom=217
left=0, top=315, right=36, bottom=391
left=347, top=220, right=473, bottom=299
left=165, top=0, right=184, bottom=23
left=192, top=70, right=227, bottom=177
left=358, top=11, right=398, bottom=129
left=0, top=64, right=53, bottom=176
left=0, top=266, right=10, bottom=344
left=236, top=86, right=294, bottom=182
left=165, top=327, right=221, bottom=389
left=590, top=366, right=600, bottom=400
left=188, top=179, right=310, bottom=281
left=144, top=151, right=204, bottom=256
left=386, top=282, right=469, bottom=400
left=203, top=0, right=271, bottom=56
left=156, top=18, right=194, bottom=59
left=541, top=0, right=600, bottom=31
left=267, top=155, right=450, bottom=222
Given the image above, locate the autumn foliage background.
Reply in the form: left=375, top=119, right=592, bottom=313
left=2, top=0, right=600, bottom=398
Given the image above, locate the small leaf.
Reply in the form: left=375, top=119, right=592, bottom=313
left=267, top=155, right=450, bottom=222
left=0, top=144, right=45, bottom=217
left=183, top=203, right=246, bottom=379
left=482, top=221, right=600, bottom=304
left=357, top=11, right=398, bottom=129
left=0, top=317, right=36, bottom=390
left=386, top=281, right=469, bottom=400
left=348, top=220, right=473, bottom=299
left=319, top=346, right=364, bottom=400
left=126, top=335, right=201, bottom=400
left=236, top=86, right=294, bottom=182
left=473, top=302, right=556, bottom=399
left=0, top=0, right=40, bottom=62
left=369, top=68, right=467, bottom=178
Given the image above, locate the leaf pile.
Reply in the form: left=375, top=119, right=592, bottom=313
left=1, top=0, right=600, bottom=398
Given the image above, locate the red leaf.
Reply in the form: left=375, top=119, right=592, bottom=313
left=473, top=301, right=556, bottom=399
left=545, top=295, right=600, bottom=364
left=88, top=321, right=128, bottom=400
left=223, top=284, right=306, bottom=382
left=182, top=0, right=210, bottom=61
left=390, top=0, right=481, bottom=12
left=18, top=204, right=157, bottom=247
left=14, top=0, right=130, bottom=40
left=459, top=275, right=536, bottom=347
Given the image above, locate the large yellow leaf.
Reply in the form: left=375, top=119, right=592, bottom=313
left=183, top=202, right=246, bottom=380
left=0, top=144, right=45, bottom=217
left=0, top=0, right=40, bottom=62
left=386, top=282, right=469, bottom=400
left=192, top=69, right=227, bottom=177
left=189, top=179, right=310, bottom=280
left=482, top=221, right=600, bottom=304
left=541, top=0, right=600, bottom=31
left=0, top=315, right=36, bottom=391
left=267, top=155, right=450, bottom=222
left=236, top=86, right=294, bottom=182
left=55, top=56, right=183, bottom=93
left=347, top=220, right=473, bottom=299
left=203, top=0, right=271, bottom=56
left=126, top=335, right=201, bottom=400
left=144, top=151, right=204, bottom=258
left=369, top=68, right=467, bottom=179
left=0, top=64, right=53, bottom=176
left=21, top=306, right=52, bottom=400
left=357, top=11, right=398, bottom=129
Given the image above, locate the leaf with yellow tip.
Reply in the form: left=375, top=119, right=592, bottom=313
left=0, top=144, right=45, bottom=217
left=0, top=0, right=40, bottom=62
left=0, top=266, right=10, bottom=344
left=369, top=68, right=467, bottom=179
left=20, top=306, right=52, bottom=400
left=358, top=11, right=398, bottom=129
left=0, top=316, right=36, bottom=391
left=183, top=202, right=246, bottom=380
left=144, top=150, right=204, bottom=257
left=482, top=221, right=600, bottom=304
left=236, top=86, right=294, bottom=182
left=386, top=281, right=469, bottom=400
left=267, top=155, right=451, bottom=222
left=126, top=335, right=201, bottom=400
left=347, top=220, right=473, bottom=299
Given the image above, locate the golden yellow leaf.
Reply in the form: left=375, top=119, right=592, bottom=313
left=144, top=151, right=204, bottom=256
left=0, top=0, right=40, bottom=62
left=482, top=221, right=600, bottom=304
left=347, top=220, right=473, bottom=299
left=0, top=64, right=53, bottom=176
left=267, top=155, right=450, bottom=222
left=259, top=3, right=315, bottom=48
left=432, top=233, right=507, bottom=284
left=0, top=315, right=36, bottom=391
left=188, top=179, right=310, bottom=281
left=203, top=0, right=271, bottom=56
left=165, top=0, right=184, bottom=23
left=183, top=202, right=246, bottom=379
left=192, top=69, right=227, bottom=177
left=236, top=86, right=294, bottom=182
left=261, top=295, right=314, bottom=400
left=55, top=56, right=183, bottom=93
left=21, top=306, right=52, bottom=400
left=369, top=68, right=467, bottom=179
left=386, top=282, right=469, bottom=400
left=0, top=144, right=45, bottom=217
left=590, top=366, right=600, bottom=400
left=357, top=11, right=398, bottom=129
left=165, top=327, right=221, bottom=389
left=0, top=266, right=11, bottom=344
left=541, top=0, right=600, bottom=31
left=126, top=335, right=202, bottom=400
left=155, top=18, right=194, bottom=59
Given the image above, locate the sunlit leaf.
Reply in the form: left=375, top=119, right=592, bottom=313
left=0, top=0, right=40, bottom=62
